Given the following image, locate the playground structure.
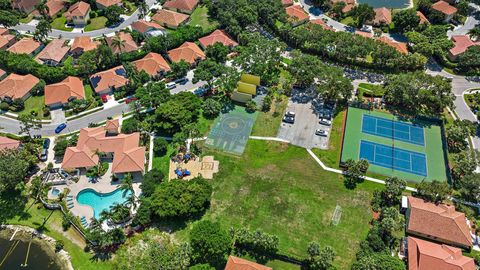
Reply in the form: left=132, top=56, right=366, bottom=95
left=231, top=74, right=261, bottom=103
left=169, top=146, right=219, bottom=180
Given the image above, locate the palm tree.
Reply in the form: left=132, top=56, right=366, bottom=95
left=110, top=35, right=125, bottom=56
left=125, top=193, right=137, bottom=209
left=119, top=173, right=135, bottom=198
left=469, top=27, right=480, bottom=41
left=99, top=209, right=112, bottom=223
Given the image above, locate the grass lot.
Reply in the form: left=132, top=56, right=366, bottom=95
left=6, top=200, right=113, bottom=270
left=173, top=140, right=380, bottom=269
left=357, top=83, right=385, bottom=98
left=251, top=95, right=288, bottom=137
left=340, top=16, right=355, bottom=25
left=152, top=142, right=176, bottom=175
left=17, top=95, right=49, bottom=120
left=19, top=14, right=34, bottom=23
left=51, top=16, right=73, bottom=32
left=84, top=17, right=107, bottom=32
left=198, top=112, right=214, bottom=136
left=188, top=6, right=219, bottom=32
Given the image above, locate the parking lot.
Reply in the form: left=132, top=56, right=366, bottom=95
left=277, top=88, right=334, bottom=149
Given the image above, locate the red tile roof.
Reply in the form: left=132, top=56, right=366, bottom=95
left=0, top=73, right=40, bottom=100
left=407, top=196, right=472, bottom=248
left=105, top=32, right=139, bottom=54
left=95, top=0, right=121, bottom=8
left=224, top=256, right=272, bottom=270
left=131, top=20, right=165, bottom=34
left=310, top=19, right=334, bottom=31
left=65, top=1, right=90, bottom=18
left=152, top=9, right=189, bottom=28
left=372, top=7, right=391, bottom=25
left=417, top=11, right=429, bottom=24
left=44, top=76, right=85, bottom=106
left=329, top=0, right=355, bottom=13
left=62, top=126, right=145, bottom=174
left=89, top=65, right=129, bottom=93
left=0, top=136, right=20, bottom=151
left=32, top=0, right=65, bottom=17
left=0, top=34, right=16, bottom=49
left=450, top=35, right=479, bottom=56
left=7, top=38, right=41, bottom=55
left=0, top=68, right=5, bottom=78
left=168, top=41, right=206, bottom=65
left=11, top=0, right=40, bottom=12
left=198, top=29, right=238, bottom=48
left=35, top=39, right=70, bottom=64
left=285, top=5, right=309, bottom=22
left=282, top=0, right=294, bottom=6
left=71, top=36, right=99, bottom=54
left=163, top=0, right=198, bottom=13
left=408, top=237, right=475, bottom=270
left=377, top=36, right=408, bottom=54
left=133, top=52, right=171, bottom=76
left=432, top=0, right=458, bottom=16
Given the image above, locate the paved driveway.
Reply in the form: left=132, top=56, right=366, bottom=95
left=277, top=88, right=331, bottom=149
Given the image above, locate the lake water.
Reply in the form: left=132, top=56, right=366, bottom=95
left=357, top=0, right=411, bottom=9
left=0, top=235, right=62, bottom=270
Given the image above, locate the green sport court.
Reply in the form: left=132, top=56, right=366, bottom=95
left=340, top=107, right=447, bottom=183
left=205, top=105, right=258, bottom=155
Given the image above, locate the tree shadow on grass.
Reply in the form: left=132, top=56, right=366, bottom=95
left=0, top=190, right=29, bottom=224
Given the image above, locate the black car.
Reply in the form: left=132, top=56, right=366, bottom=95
left=283, top=116, right=295, bottom=124
left=43, top=138, right=50, bottom=149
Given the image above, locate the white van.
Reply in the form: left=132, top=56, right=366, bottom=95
left=166, top=82, right=176, bottom=90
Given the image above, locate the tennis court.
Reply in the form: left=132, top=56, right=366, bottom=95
left=359, top=140, right=427, bottom=176
left=362, top=115, right=425, bottom=146
left=205, top=106, right=258, bottom=155
left=340, top=107, right=447, bottom=183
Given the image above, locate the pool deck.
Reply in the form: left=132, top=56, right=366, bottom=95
left=67, top=163, right=142, bottom=223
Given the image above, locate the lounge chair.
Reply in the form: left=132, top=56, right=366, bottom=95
left=67, top=204, right=74, bottom=209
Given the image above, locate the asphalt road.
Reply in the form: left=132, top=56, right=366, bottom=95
left=13, top=0, right=156, bottom=38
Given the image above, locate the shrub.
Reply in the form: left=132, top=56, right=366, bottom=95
left=154, top=137, right=168, bottom=156
left=0, top=102, right=9, bottom=111
left=245, top=100, right=257, bottom=113
left=261, top=95, right=272, bottom=112
left=190, top=220, right=232, bottom=266
left=202, top=99, right=222, bottom=119
left=55, top=240, right=64, bottom=252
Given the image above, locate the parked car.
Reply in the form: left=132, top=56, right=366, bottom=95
left=101, top=94, right=108, bottom=103
left=285, top=111, right=295, bottom=118
left=166, top=82, right=176, bottom=90
left=315, top=129, right=328, bottom=136
left=40, top=149, right=48, bottom=161
left=125, top=97, right=137, bottom=104
left=319, top=119, right=332, bottom=126
left=283, top=116, right=295, bottom=124
left=43, top=138, right=50, bottom=149
left=175, top=77, right=188, bottom=85
left=194, top=86, right=208, bottom=96
left=55, top=123, right=67, bottom=134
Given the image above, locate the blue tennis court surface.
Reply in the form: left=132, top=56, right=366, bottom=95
left=359, top=140, right=427, bottom=176
left=362, top=115, right=425, bottom=146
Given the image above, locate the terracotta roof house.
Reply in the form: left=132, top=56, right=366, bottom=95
left=133, top=52, right=171, bottom=79
left=377, top=36, right=408, bottom=54
left=35, top=39, right=70, bottom=66
left=95, top=0, right=122, bottom=9
left=417, top=11, right=430, bottom=24
left=163, top=0, right=198, bottom=14
left=89, top=65, right=129, bottom=95
left=355, top=30, right=374, bottom=38
left=105, top=119, right=120, bottom=134
left=199, top=29, right=238, bottom=49
left=0, top=73, right=40, bottom=101
left=44, top=76, right=85, bottom=108
left=0, top=34, right=16, bottom=50
left=225, top=256, right=272, bottom=270
left=0, top=28, right=8, bottom=36
left=371, top=7, right=391, bottom=26
left=431, top=0, right=457, bottom=22
left=152, top=9, right=189, bottom=29
left=285, top=5, right=310, bottom=26
left=406, top=196, right=472, bottom=249
left=105, top=32, right=139, bottom=54
left=0, top=136, right=21, bottom=151
left=449, top=35, right=479, bottom=61
left=282, top=0, right=294, bottom=6
left=408, top=237, right=475, bottom=270
left=131, top=20, right=166, bottom=37
left=11, top=0, right=40, bottom=13
left=167, top=41, right=206, bottom=66
left=7, top=38, right=43, bottom=56
left=71, top=36, right=99, bottom=56
left=62, top=126, right=146, bottom=175
left=0, top=68, right=6, bottom=80
left=328, top=0, right=355, bottom=13
left=310, top=19, right=335, bottom=31
left=64, top=1, right=91, bottom=26
left=32, top=0, right=65, bottom=18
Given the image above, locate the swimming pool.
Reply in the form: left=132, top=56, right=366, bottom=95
left=76, top=188, right=132, bottom=220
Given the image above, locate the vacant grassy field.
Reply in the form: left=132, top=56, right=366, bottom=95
left=84, top=17, right=107, bottom=32
left=174, top=140, right=380, bottom=269
left=6, top=200, right=113, bottom=270
left=251, top=96, right=288, bottom=137
left=188, top=6, right=219, bottom=32
left=51, top=16, right=73, bottom=32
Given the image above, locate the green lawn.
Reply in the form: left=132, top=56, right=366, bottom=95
left=84, top=84, right=94, bottom=101
left=152, top=143, right=176, bottom=175
left=6, top=200, right=113, bottom=270
left=17, top=95, right=48, bottom=120
left=340, top=16, right=355, bottom=25
left=358, top=83, right=385, bottom=98
left=51, top=16, right=73, bottom=32
left=84, top=17, right=107, bottom=32
left=251, top=95, right=288, bottom=137
left=173, top=140, right=380, bottom=269
left=19, top=14, right=34, bottom=23
left=188, top=5, right=219, bottom=32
